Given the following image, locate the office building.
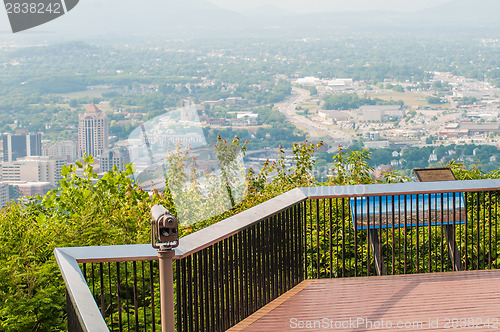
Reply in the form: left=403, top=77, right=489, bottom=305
left=78, top=103, right=108, bottom=158
left=99, top=147, right=131, bottom=173
left=2, top=132, right=42, bottom=162
left=43, top=140, right=77, bottom=163
left=2, top=156, right=66, bottom=187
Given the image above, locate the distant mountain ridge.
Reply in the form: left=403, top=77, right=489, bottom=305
left=28, top=0, right=500, bottom=39
left=413, top=0, right=500, bottom=27
left=274, top=0, right=500, bottom=31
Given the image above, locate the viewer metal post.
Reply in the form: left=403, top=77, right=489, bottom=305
left=151, top=205, right=179, bottom=332
left=158, top=248, right=175, bottom=332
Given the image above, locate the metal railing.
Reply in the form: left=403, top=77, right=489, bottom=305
left=54, top=179, right=500, bottom=331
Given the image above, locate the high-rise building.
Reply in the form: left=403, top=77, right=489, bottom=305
left=2, top=132, right=42, bottom=162
left=99, top=147, right=131, bottom=173
left=78, top=103, right=108, bottom=158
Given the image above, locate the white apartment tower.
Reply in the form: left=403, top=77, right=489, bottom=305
left=1, top=156, right=66, bottom=187
left=78, top=103, right=108, bottom=158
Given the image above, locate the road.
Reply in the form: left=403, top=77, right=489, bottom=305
left=277, top=87, right=351, bottom=146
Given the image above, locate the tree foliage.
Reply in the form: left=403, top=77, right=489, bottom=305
left=323, top=93, right=403, bottom=110
left=0, top=156, right=150, bottom=331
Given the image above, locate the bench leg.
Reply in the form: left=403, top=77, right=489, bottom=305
left=368, top=229, right=387, bottom=276
left=444, top=225, right=463, bottom=271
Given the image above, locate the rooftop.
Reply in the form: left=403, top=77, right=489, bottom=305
left=85, top=102, right=102, bottom=114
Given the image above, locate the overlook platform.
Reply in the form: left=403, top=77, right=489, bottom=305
left=231, top=270, right=500, bottom=331
left=56, top=179, right=500, bottom=331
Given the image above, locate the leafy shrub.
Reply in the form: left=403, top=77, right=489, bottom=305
left=0, top=157, right=151, bottom=331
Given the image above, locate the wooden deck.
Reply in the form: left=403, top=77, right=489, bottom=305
left=229, top=270, right=500, bottom=331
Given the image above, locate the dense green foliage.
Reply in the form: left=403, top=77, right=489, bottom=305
left=317, top=144, right=500, bottom=175
left=323, top=93, right=404, bottom=110
left=0, top=157, right=151, bottom=331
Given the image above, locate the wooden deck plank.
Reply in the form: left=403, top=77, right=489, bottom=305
left=230, top=270, right=500, bottom=331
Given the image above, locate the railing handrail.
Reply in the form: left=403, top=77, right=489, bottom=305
left=302, top=178, right=500, bottom=199
left=54, top=178, right=500, bottom=331
left=59, top=179, right=500, bottom=262
left=54, top=249, right=109, bottom=332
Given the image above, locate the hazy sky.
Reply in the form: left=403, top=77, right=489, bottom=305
left=0, top=0, right=457, bottom=36
left=209, top=0, right=452, bottom=13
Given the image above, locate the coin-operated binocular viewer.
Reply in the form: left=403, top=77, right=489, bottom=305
left=150, top=205, right=179, bottom=332
left=151, top=204, right=179, bottom=249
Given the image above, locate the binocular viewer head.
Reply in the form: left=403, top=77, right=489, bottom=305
left=151, top=204, right=179, bottom=249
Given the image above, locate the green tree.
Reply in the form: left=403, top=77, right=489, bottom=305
left=0, top=157, right=151, bottom=331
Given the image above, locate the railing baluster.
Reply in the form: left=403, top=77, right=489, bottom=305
left=496, top=191, right=499, bottom=270
left=302, top=201, right=307, bottom=280
left=202, top=249, right=210, bottom=332
left=229, top=236, right=235, bottom=328
left=117, top=262, right=122, bottom=332
left=193, top=252, right=200, bottom=332
left=443, top=192, right=447, bottom=272
left=108, top=262, right=114, bottom=331
left=379, top=195, right=383, bottom=275
left=150, top=261, right=156, bottom=332
left=428, top=194, right=432, bottom=273
left=269, top=217, right=274, bottom=300
left=141, top=262, right=146, bottom=331
left=495, top=191, right=498, bottom=270
left=238, top=231, right=246, bottom=322
left=367, top=196, right=371, bottom=276
left=309, top=199, right=313, bottom=278
left=404, top=195, right=408, bottom=274
left=477, top=192, right=480, bottom=270
left=488, top=191, right=492, bottom=269
left=209, top=246, right=216, bottom=332
left=452, top=192, right=457, bottom=271
left=316, top=199, right=320, bottom=279
left=342, top=198, right=346, bottom=278
left=176, top=259, right=181, bottom=332
left=224, top=238, right=231, bottom=330
left=464, top=192, right=468, bottom=271
left=416, top=195, right=420, bottom=274
left=124, top=262, right=130, bottom=331
left=199, top=251, right=205, bottom=332
left=336, top=198, right=339, bottom=277
left=329, top=198, right=333, bottom=278
left=100, top=263, right=105, bottom=319
left=181, top=258, right=188, bottom=332
left=392, top=195, right=395, bottom=275
left=294, top=204, right=300, bottom=285
left=287, top=207, right=291, bottom=286
left=398, top=195, right=402, bottom=273
left=132, top=261, right=139, bottom=331
left=354, top=198, right=358, bottom=277
left=482, top=192, right=486, bottom=270
left=92, top=263, right=95, bottom=297
left=250, top=225, right=257, bottom=315
left=278, top=212, right=284, bottom=295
